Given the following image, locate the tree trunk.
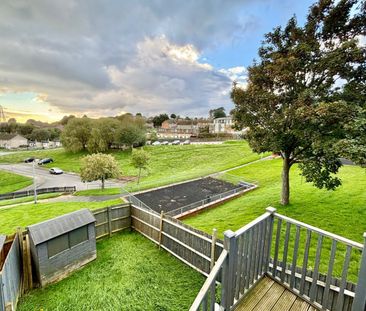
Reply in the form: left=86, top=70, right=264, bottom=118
left=137, top=168, right=141, bottom=185
left=101, top=176, right=105, bottom=190
left=281, top=157, right=291, bottom=205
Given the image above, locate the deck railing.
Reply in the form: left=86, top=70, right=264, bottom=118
left=190, top=207, right=366, bottom=311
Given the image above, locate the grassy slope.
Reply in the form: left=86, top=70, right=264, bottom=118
left=0, top=198, right=122, bottom=234
left=18, top=231, right=204, bottom=311
left=0, top=170, right=32, bottom=194
left=0, top=193, right=61, bottom=207
left=74, top=188, right=122, bottom=196
left=0, top=142, right=264, bottom=189
left=184, top=159, right=366, bottom=281
left=184, top=159, right=366, bottom=242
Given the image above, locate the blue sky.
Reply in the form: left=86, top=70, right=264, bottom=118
left=0, top=0, right=315, bottom=122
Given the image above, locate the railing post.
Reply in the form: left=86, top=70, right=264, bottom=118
left=221, top=230, right=237, bottom=310
left=265, top=207, right=276, bottom=273
left=210, top=228, right=218, bottom=271
left=352, top=232, right=366, bottom=311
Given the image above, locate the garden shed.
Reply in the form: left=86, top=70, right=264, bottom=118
left=27, top=209, right=97, bottom=287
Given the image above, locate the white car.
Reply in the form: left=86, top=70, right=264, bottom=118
left=152, top=141, right=161, bottom=146
left=161, top=141, right=169, bottom=145
left=183, top=140, right=191, bottom=145
left=172, top=140, right=180, bottom=145
left=49, top=167, right=64, bottom=175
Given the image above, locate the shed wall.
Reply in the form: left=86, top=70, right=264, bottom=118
left=37, top=224, right=96, bottom=286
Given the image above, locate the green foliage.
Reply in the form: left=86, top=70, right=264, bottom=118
left=61, top=117, right=92, bottom=152
left=231, top=0, right=366, bottom=204
left=152, top=114, right=169, bottom=127
left=131, top=149, right=150, bottom=184
left=18, top=232, right=204, bottom=311
left=87, top=118, right=120, bottom=153
left=210, top=107, right=226, bottom=118
left=116, top=124, right=146, bottom=148
left=80, top=153, right=121, bottom=189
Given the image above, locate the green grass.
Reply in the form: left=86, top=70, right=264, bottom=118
left=18, top=231, right=204, bottom=311
left=184, top=159, right=366, bottom=281
left=0, top=198, right=123, bottom=234
left=74, top=188, right=122, bottom=196
left=0, top=170, right=33, bottom=194
left=0, top=193, right=62, bottom=207
left=0, top=141, right=265, bottom=191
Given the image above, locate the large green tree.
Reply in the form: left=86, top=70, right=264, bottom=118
left=61, top=117, right=92, bottom=152
left=231, top=0, right=365, bottom=205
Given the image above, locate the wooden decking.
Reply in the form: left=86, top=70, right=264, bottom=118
left=235, top=276, right=318, bottom=311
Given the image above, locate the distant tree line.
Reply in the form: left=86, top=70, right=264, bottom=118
left=0, top=118, right=62, bottom=141
left=61, top=114, right=147, bottom=153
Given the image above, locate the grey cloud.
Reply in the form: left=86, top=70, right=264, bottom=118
left=0, top=0, right=252, bottom=117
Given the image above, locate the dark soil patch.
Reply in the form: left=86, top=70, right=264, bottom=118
left=134, top=177, right=244, bottom=213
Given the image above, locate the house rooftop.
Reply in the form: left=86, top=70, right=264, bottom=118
left=0, top=133, right=19, bottom=140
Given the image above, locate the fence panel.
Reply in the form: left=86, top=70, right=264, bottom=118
left=0, top=235, right=21, bottom=311
left=268, top=213, right=363, bottom=311
left=131, top=205, right=224, bottom=275
left=93, top=204, right=131, bottom=239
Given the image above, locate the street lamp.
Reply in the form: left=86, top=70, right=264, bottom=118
left=32, top=160, right=37, bottom=204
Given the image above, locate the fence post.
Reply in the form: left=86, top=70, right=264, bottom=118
left=221, top=230, right=237, bottom=310
left=265, top=207, right=276, bottom=272
left=158, top=211, right=164, bottom=249
left=210, top=228, right=218, bottom=271
left=107, top=207, right=112, bottom=237
left=352, top=232, right=366, bottom=311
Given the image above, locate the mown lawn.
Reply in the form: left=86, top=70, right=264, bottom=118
left=18, top=231, right=204, bottom=311
left=184, top=159, right=366, bottom=282
left=74, top=188, right=122, bottom=196
left=0, top=192, right=62, bottom=207
left=0, top=142, right=265, bottom=191
left=0, top=170, right=32, bottom=194
left=0, top=198, right=122, bottom=234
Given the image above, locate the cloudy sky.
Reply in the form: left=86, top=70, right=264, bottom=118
left=0, top=0, right=315, bottom=122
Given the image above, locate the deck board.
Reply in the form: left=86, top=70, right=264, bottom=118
left=235, top=276, right=319, bottom=311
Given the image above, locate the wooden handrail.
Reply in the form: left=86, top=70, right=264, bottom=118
left=189, top=249, right=228, bottom=311
left=274, top=213, right=364, bottom=250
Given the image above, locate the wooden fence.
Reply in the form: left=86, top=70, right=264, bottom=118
left=0, top=186, right=76, bottom=201
left=0, top=235, right=22, bottom=311
left=131, top=205, right=224, bottom=275
left=93, top=204, right=131, bottom=239
left=190, top=208, right=366, bottom=311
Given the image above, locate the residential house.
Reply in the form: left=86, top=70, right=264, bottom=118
left=0, top=133, right=28, bottom=149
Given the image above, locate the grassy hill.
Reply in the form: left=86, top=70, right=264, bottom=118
left=0, top=142, right=265, bottom=191
left=0, top=170, right=32, bottom=194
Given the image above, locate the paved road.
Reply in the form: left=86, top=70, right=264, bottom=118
left=0, top=163, right=125, bottom=191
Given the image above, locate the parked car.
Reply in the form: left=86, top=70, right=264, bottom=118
left=183, top=140, right=191, bottom=145
left=152, top=141, right=161, bottom=146
left=24, top=157, right=35, bottom=163
left=172, top=140, right=180, bottom=145
left=49, top=167, right=63, bottom=175
left=161, top=141, right=169, bottom=145
left=38, top=158, right=54, bottom=165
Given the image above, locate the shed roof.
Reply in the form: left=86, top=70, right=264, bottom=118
left=27, top=209, right=96, bottom=245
